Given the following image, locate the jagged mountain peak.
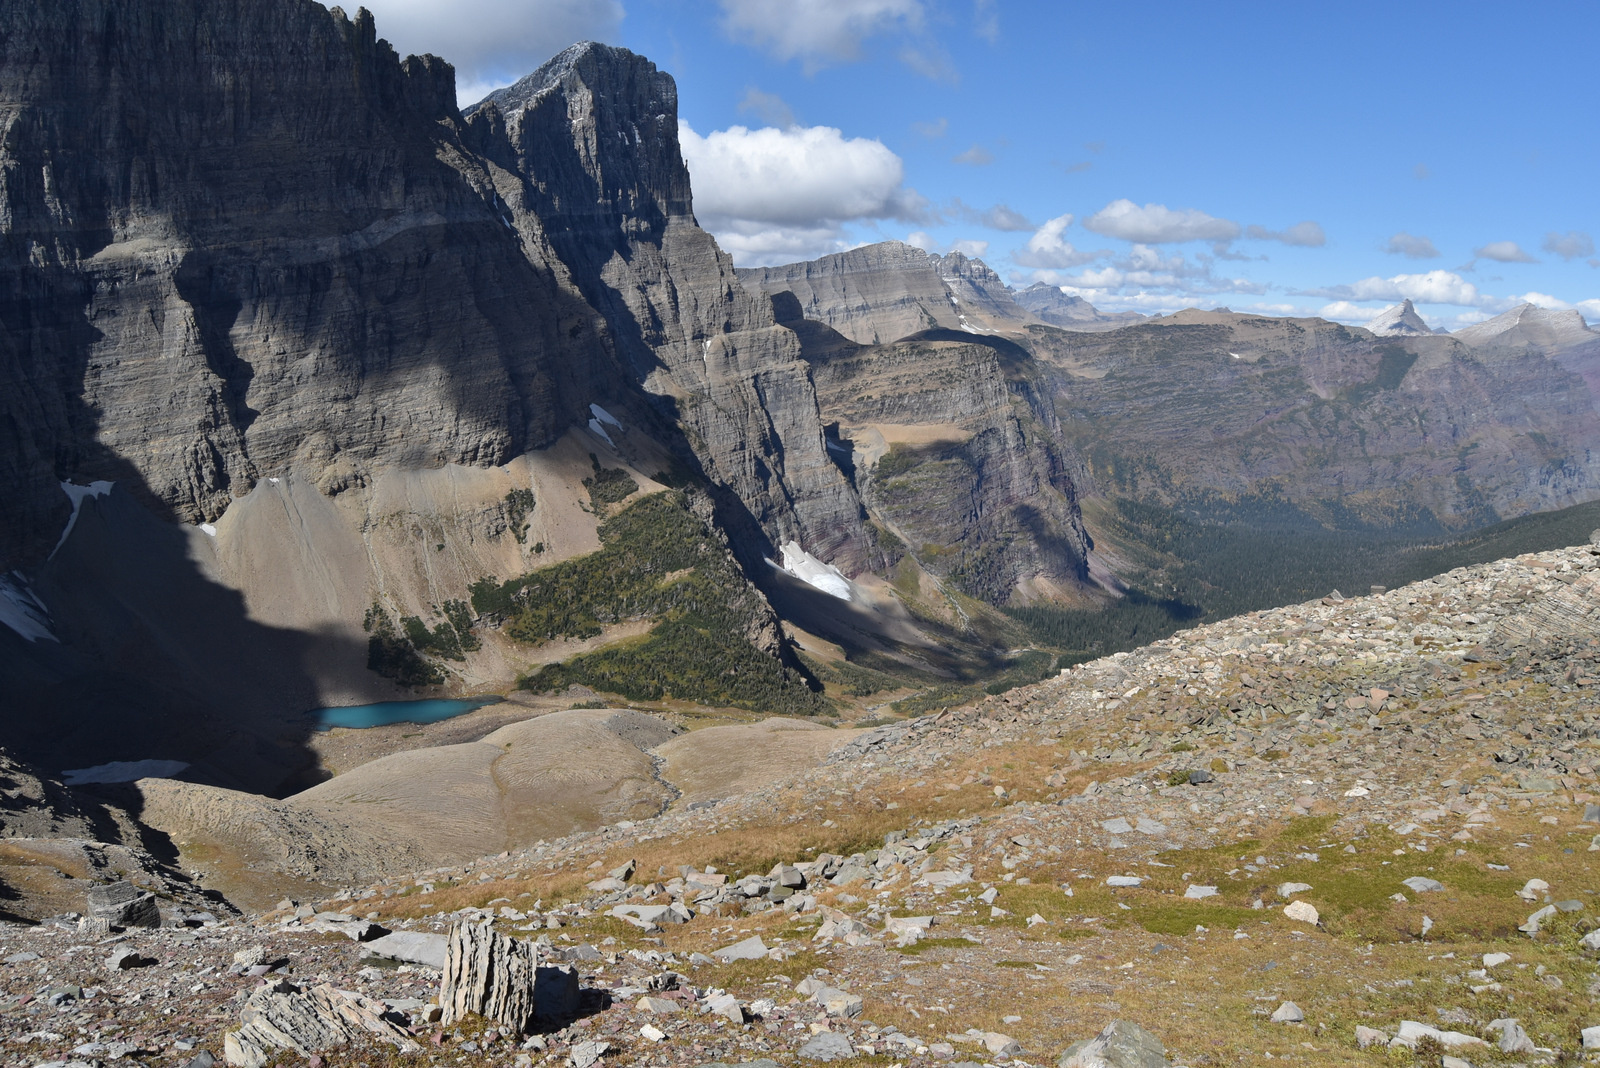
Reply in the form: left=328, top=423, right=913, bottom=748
left=474, top=41, right=654, bottom=115
left=1455, top=302, right=1597, bottom=351
left=1366, top=299, right=1433, bottom=337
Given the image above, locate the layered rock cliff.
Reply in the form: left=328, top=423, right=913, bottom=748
left=0, top=0, right=620, bottom=569
left=737, top=241, right=1036, bottom=346
left=464, top=43, right=871, bottom=570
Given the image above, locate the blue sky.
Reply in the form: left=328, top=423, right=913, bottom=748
left=357, top=0, right=1599, bottom=328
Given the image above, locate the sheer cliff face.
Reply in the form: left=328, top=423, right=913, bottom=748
left=804, top=329, right=1091, bottom=604
left=0, top=14, right=866, bottom=576
left=465, top=44, right=872, bottom=571
left=0, top=0, right=628, bottom=569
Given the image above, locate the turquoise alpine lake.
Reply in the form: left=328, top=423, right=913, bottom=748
left=310, top=696, right=503, bottom=731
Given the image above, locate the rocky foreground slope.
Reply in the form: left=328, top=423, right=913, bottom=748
left=4, top=535, right=1598, bottom=1067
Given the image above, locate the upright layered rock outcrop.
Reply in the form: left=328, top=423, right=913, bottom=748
left=464, top=44, right=872, bottom=570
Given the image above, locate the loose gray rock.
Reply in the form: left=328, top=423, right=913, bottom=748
left=363, top=931, right=447, bottom=970
left=1270, top=1002, right=1304, bottom=1023
left=1488, top=1018, right=1536, bottom=1054
left=1354, top=1026, right=1388, bottom=1049
left=106, top=947, right=156, bottom=970
left=711, top=935, right=768, bottom=961
left=797, top=1032, right=856, bottom=1062
left=1059, top=1019, right=1168, bottom=1068
left=1402, top=877, right=1444, bottom=893
left=569, top=1039, right=610, bottom=1068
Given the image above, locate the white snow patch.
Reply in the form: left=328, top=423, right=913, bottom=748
left=771, top=541, right=853, bottom=601
left=267, top=477, right=280, bottom=484
left=199, top=523, right=218, bottom=537
left=589, top=403, right=623, bottom=429
left=0, top=572, right=56, bottom=643
left=51, top=480, right=114, bottom=558
left=62, top=760, right=190, bottom=786
left=1228, top=352, right=1243, bottom=359
left=587, top=418, right=615, bottom=447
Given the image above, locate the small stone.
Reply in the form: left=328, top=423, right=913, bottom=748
left=636, top=996, right=679, bottom=1014
left=106, top=948, right=156, bottom=970
left=1282, top=900, right=1319, bottom=925
left=568, top=1039, right=609, bottom=1068
left=1270, top=1001, right=1304, bottom=1023
left=1058, top=1019, right=1168, bottom=1068
left=1184, top=885, right=1218, bottom=899
left=1402, top=877, right=1444, bottom=893
left=639, top=1024, right=665, bottom=1043
left=982, top=1032, right=1021, bottom=1055
left=712, top=935, right=768, bottom=961
left=607, top=859, right=637, bottom=882
left=1490, top=1018, right=1536, bottom=1054
left=704, top=991, right=745, bottom=1023
left=1278, top=882, right=1313, bottom=897
left=1483, top=952, right=1511, bottom=968
left=1354, top=1025, right=1388, bottom=1049
left=798, top=1032, right=856, bottom=1062
left=1583, top=1025, right=1600, bottom=1050
left=1105, top=876, right=1142, bottom=888
left=1440, top=1057, right=1473, bottom=1068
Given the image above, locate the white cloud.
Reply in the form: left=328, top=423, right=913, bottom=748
left=1245, top=221, right=1326, bottom=247
left=1083, top=199, right=1241, bottom=244
left=1474, top=240, right=1538, bottom=264
left=908, top=232, right=988, bottom=258
left=953, top=144, right=994, bottom=165
left=1544, top=231, right=1596, bottom=261
left=358, top=0, right=624, bottom=106
left=1012, top=243, right=1268, bottom=314
left=973, top=0, right=1000, bottom=42
left=681, top=121, right=924, bottom=265
left=1384, top=232, right=1440, bottom=259
left=1318, top=301, right=1381, bottom=323
left=719, top=0, right=924, bottom=68
left=1576, top=298, right=1600, bottom=324
left=972, top=204, right=1034, bottom=232
left=1308, top=270, right=1480, bottom=307
left=1012, top=214, right=1103, bottom=270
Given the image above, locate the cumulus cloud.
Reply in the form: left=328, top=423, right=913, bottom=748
left=1083, top=199, right=1241, bottom=244
left=1013, top=242, right=1267, bottom=315
left=1317, top=301, right=1381, bottom=323
left=1012, top=214, right=1103, bottom=270
left=1474, top=240, right=1538, bottom=264
left=953, top=145, right=994, bottom=165
left=680, top=121, right=924, bottom=264
left=1304, top=270, right=1480, bottom=307
left=1544, top=231, right=1596, bottom=261
left=358, top=0, right=624, bottom=105
left=1384, top=232, right=1440, bottom=259
left=719, top=0, right=924, bottom=69
left=1245, top=221, right=1326, bottom=247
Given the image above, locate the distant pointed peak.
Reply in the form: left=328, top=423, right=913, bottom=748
left=1366, top=299, right=1432, bottom=337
